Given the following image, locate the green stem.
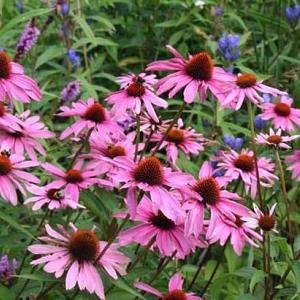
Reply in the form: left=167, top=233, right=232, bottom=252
left=151, top=102, right=186, bottom=155
left=275, top=149, right=292, bottom=242
left=134, top=114, right=141, bottom=161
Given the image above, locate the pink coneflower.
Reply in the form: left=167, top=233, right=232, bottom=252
left=183, top=161, right=250, bottom=237
left=217, top=149, right=278, bottom=198
left=0, top=51, right=41, bottom=103
left=242, top=203, right=277, bottom=234
left=110, top=156, right=193, bottom=222
left=0, top=151, right=40, bottom=205
left=118, top=196, right=204, bottom=258
left=256, top=128, right=299, bottom=149
left=285, top=150, right=300, bottom=181
left=42, top=160, right=113, bottom=202
left=28, top=223, right=130, bottom=299
left=260, top=96, right=300, bottom=131
left=206, top=211, right=262, bottom=256
left=135, top=273, right=202, bottom=300
left=0, top=110, right=55, bottom=160
left=24, top=183, right=83, bottom=211
left=219, top=73, right=286, bottom=110
left=0, top=103, right=20, bottom=128
left=146, top=45, right=233, bottom=103
left=58, top=97, right=123, bottom=140
left=106, top=73, right=168, bottom=123
left=151, top=120, right=205, bottom=164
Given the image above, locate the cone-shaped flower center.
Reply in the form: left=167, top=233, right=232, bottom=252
left=0, top=103, right=5, bottom=117
left=163, top=290, right=187, bottom=300
left=166, top=129, right=185, bottom=144
left=267, top=135, right=282, bottom=144
left=193, top=176, right=220, bottom=205
left=133, top=156, right=164, bottom=186
left=84, top=103, right=106, bottom=123
left=68, top=230, right=99, bottom=262
left=258, top=215, right=275, bottom=231
left=150, top=210, right=176, bottom=230
left=234, top=154, right=254, bottom=172
left=274, top=102, right=291, bottom=117
left=0, top=51, right=11, bottom=79
left=127, top=82, right=145, bottom=97
left=185, top=52, right=213, bottom=81
left=47, top=188, right=63, bottom=201
left=236, top=73, right=257, bottom=88
left=0, top=155, right=12, bottom=175
left=106, top=145, right=126, bottom=158
left=65, top=169, right=83, bottom=183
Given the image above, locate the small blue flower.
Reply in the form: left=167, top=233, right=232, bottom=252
left=61, top=3, right=69, bottom=16
left=218, top=33, right=240, bottom=62
left=262, top=93, right=273, bottom=103
left=214, top=6, right=224, bottom=17
left=202, top=119, right=212, bottom=128
left=16, top=0, right=23, bottom=13
left=68, top=49, right=81, bottom=68
left=254, top=116, right=266, bottom=130
left=224, top=134, right=243, bottom=150
left=286, top=4, right=300, bottom=25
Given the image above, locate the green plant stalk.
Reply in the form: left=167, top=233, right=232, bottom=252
left=275, top=149, right=292, bottom=242
left=134, top=113, right=141, bottom=161
left=246, top=100, right=269, bottom=297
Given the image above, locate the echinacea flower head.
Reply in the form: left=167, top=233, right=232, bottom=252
left=0, top=150, right=40, bottom=205
left=146, top=45, right=234, bottom=103
left=118, top=196, right=204, bottom=259
left=28, top=224, right=130, bottom=299
left=106, top=73, right=168, bottom=123
left=42, top=160, right=113, bottom=203
left=135, top=272, right=202, bottom=300
left=242, top=203, right=277, bottom=234
left=58, top=97, right=123, bottom=140
left=0, top=50, right=41, bottom=103
left=25, top=183, right=83, bottom=211
left=151, top=120, right=205, bottom=164
left=285, top=150, right=300, bottom=181
left=0, top=110, right=55, bottom=160
left=206, top=211, right=262, bottom=256
left=183, top=161, right=250, bottom=237
left=260, top=96, right=300, bottom=132
left=217, top=149, right=278, bottom=199
left=219, top=73, right=286, bottom=110
left=256, top=128, right=299, bottom=149
left=110, top=156, right=193, bottom=221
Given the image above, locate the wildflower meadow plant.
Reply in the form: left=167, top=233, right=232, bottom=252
left=1, top=1, right=300, bottom=300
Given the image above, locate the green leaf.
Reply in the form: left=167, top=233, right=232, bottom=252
left=13, top=273, right=59, bottom=282
left=0, top=8, right=52, bottom=36
left=293, top=261, right=300, bottom=293
left=0, top=286, right=15, bottom=300
left=0, top=210, right=35, bottom=239
left=73, top=14, right=97, bottom=46
left=250, top=270, right=266, bottom=293
left=109, top=277, right=146, bottom=300
left=236, top=294, right=257, bottom=300
left=35, top=46, right=64, bottom=69
left=235, top=267, right=257, bottom=279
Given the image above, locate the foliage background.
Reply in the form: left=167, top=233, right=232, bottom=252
left=0, top=0, right=300, bottom=299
